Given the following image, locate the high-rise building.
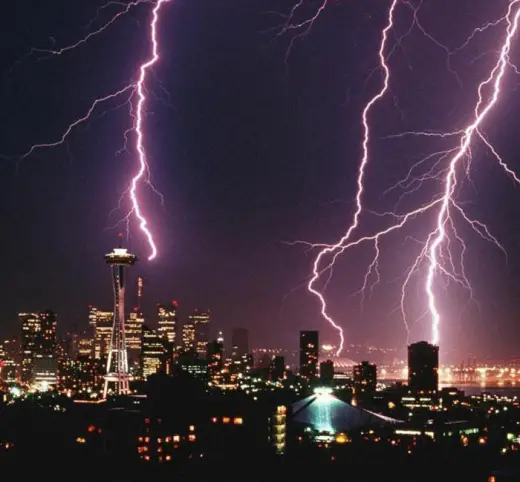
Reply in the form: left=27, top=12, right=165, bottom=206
left=353, top=361, right=377, bottom=394
left=141, top=325, right=166, bottom=378
left=126, top=308, right=144, bottom=362
left=231, top=328, right=249, bottom=360
left=20, top=311, right=57, bottom=388
left=103, top=242, right=137, bottom=397
left=20, top=313, right=40, bottom=383
left=76, top=335, right=94, bottom=359
left=207, top=339, right=224, bottom=375
left=270, top=355, right=285, bottom=381
left=408, top=341, right=439, bottom=393
left=32, top=310, right=58, bottom=390
left=182, top=322, right=196, bottom=353
left=38, top=310, right=57, bottom=355
left=190, top=309, right=211, bottom=358
left=319, top=359, right=334, bottom=384
left=157, top=301, right=178, bottom=346
left=300, top=331, right=319, bottom=380
left=0, top=340, right=17, bottom=384
left=90, top=307, right=113, bottom=360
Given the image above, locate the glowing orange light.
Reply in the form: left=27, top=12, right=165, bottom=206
left=87, top=425, right=96, bottom=433
left=189, top=425, right=195, bottom=431
left=222, top=417, right=230, bottom=424
left=211, top=417, right=218, bottom=423
left=233, top=417, right=243, bottom=425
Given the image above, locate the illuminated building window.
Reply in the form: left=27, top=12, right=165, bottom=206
left=88, top=425, right=96, bottom=432
left=233, top=417, right=243, bottom=425
left=188, top=434, right=196, bottom=442
left=189, top=425, right=195, bottom=431
left=222, top=417, right=230, bottom=424
left=173, top=435, right=180, bottom=442
left=211, top=417, right=218, bottom=423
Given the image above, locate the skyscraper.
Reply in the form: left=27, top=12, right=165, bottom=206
left=20, top=311, right=57, bottom=388
left=207, top=339, right=224, bottom=377
left=38, top=310, right=57, bottom=355
left=408, top=341, right=439, bottom=393
left=319, top=359, right=334, bottom=384
left=300, top=331, right=319, bottom=380
left=20, top=313, right=41, bottom=383
left=141, top=325, right=166, bottom=378
left=181, top=322, right=196, bottom=353
left=353, top=361, right=377, bottom=394
left=270, top=355, right=285, bottom=381
left=157, top=301, right=178, bottom=346
left=126, top=308, right=144, bottom=363
left=231, top=328, right=249, bottom=360
left=190, top=309, right=211, bottom=358
left=90, top=307, right=113, bottom=359
left=103, top=242, right=137, bottom=398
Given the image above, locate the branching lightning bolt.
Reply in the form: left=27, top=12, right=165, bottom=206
left=285, top=0, right=520, bottom=355
left=4, top=0, right=171, bottom=260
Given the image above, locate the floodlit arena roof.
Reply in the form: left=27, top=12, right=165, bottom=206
left=292, top=388, right=401, bottom=433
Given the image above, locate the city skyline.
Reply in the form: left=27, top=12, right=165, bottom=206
left=2, top=1, right=520, bottom=359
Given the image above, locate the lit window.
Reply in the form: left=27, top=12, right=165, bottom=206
left=233, top=417, right=243, bottom=425
left=188, top=434, right=196, bottom=442
left=189, top=425, right=195, bottom=431
left=211, top=417, right=218, bottom=423
left=173, top=435, right=180, bottom=442
left=222, top=417, right=230, bottom=424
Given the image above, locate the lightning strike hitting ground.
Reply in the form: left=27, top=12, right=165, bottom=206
left=5, top=0, right=170, bottom=260
left=286, top=0, right=520, bottom=355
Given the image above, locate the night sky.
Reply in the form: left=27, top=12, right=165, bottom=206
left=1, top=0, right=520, bottom=360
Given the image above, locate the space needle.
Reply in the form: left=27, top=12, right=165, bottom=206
left=103, top=235, right=137, bottom=398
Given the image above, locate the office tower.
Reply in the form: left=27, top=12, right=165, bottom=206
left=270, top=355, right=285, bottom=381
left=408, top=341, right=439, bottom=393
left=141, top=325, right=166, bottom=378
left=32, top=310, right=58, bottom=389
left=353, top=361, right=377, bottom=394
left=0, top=340, right=16, bottom=384
left=190, top=309, right=211, bottom=358
left=103, top=242, right=137, bottom=398
left=231, top=328, right=249, bottom=360
left=319, top=359, right=334, bottom=384
left=20, top=313, right=41, bottom=383
left=20, top=311, right=58, bottom=388
left=38, top=310, right=57, bottom=355
left=76, top=335, right=94, bottom=359
left=126, top=308, right=144, bottom=363
left=300, top=331, right=319, bottom=380
left=182, top=322, right=196, bottom=353
left=157, top=301, right=178, bottom=346
left=90, top=307, right=113, bottom=359
left=207, top=339, right=224, bottom=374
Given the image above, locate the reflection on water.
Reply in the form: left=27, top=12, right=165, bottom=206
left=444, top=384, right=520, bottom=397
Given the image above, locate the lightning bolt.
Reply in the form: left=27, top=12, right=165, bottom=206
left=4, top=0, right=170, bottom=260
left=302, top=0, right=399, bottom=355
left=286, top=0, right=520, bottom=355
